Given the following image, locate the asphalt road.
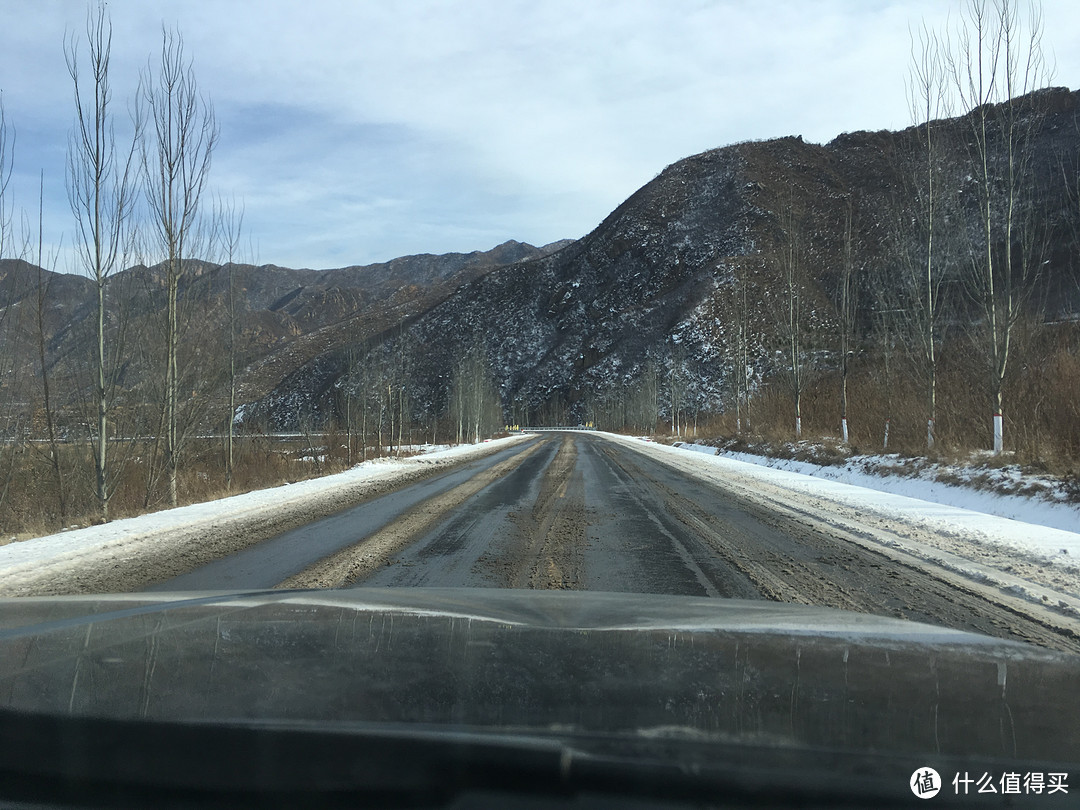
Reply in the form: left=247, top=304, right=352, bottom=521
left=153, top=432, right=1080, bottom=652
left=148, top=441, right=533, bottom=592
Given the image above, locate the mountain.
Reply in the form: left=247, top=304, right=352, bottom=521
left=0, top=239, right=565, bottom=413
left=4, top=87, right=1079, bottom=446
left=212, top=239, right=572, bottom=401
left=248, top=87, right=1080, bottom=432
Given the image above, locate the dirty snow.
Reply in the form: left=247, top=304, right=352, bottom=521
left=0, top=438, right=526, bottom=582
left=547, top=432, right=1080, bottom=636
left=635, top=436, right=1080, bottom=608
left=672, top=440, right=1080, bottom=535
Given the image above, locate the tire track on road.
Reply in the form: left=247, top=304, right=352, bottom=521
left=506, top=435, right=587, bottom=590
left=276, top=440, right=549, bottom=589
left=603, top=437, right=1080, bottom=653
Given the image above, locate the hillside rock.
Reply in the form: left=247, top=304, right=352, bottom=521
left=249, top=88, right=1080, bottom=430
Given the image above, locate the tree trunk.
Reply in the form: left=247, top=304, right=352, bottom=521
left=167, top=256, right=179, bottom=507
left=397, top=385, right=404, bottom=455
left=140, top=25, right=218, bottom=507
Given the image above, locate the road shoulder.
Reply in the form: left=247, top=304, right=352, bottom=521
left=0, top=436, right=536, bottom=597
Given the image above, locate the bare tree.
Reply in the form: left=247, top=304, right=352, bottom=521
left=903, top=23, right=956, bottom=450
left=668, top=340, right=686, bottom=437
left=704, top=282, right=734, bottom=434
left=775, top=190, right=807, bottom=439
left=214, top=195, right=243, bottom=488
left=139, top=26, right=218, bottom=505
left=732, top=266, right=754, bottom=435
left=338, top=340, right=377, bottom=461
left=706, top=258, right=760, bottom=439
left=871, top=302, right=901, bottom=450
left=837, top=198, right=858, bottom=444
left=947, top=0, right=1051, bottom=453
left=0, top=96, right=25, bottom=516
left=637, top=357, right=661, bottom=434
left=340, top=344, right=357, bottom=465
left=386, top=380, right=395, bottom=455
left=32, top=174, right=67, bottom=525
left=66, top=2, right=140, bottom=521
left=0, top=97, right=11, bottom=262
left=450, top=340, right=500, bottom=443
left=1059, top=122, right=1080, bottom=303
left=392, top=329, right=413, bottom=454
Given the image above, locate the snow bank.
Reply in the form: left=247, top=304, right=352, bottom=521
left=660, top=437, right=1080, bottom=573
left=0, top=437, right=527, bottom=577
left=673, top=441, right=1080, bottom=535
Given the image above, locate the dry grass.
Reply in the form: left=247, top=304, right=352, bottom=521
left=0, top=432, right=406, bottom=540
left=667, top=320, right=1080, bottom=484
left=4, top=321, right=1077, bottom=537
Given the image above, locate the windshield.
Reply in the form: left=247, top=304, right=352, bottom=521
left=1, top=1, right=1079, bottom=807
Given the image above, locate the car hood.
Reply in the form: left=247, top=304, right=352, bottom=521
left=0, top=587, right=1078, bottom=762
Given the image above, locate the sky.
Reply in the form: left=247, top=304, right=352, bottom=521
left=1, top=0, right=1079, bottom=272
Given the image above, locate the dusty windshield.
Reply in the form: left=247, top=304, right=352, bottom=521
left=0, top=1, right=1079, bottom=805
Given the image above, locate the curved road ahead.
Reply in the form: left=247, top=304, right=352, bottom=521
left=154, top=432, right=1080, bottom=653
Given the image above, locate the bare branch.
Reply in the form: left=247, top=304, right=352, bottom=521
left=138, top=25, right=218, bottom=507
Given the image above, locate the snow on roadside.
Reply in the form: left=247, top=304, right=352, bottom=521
left=673, top=441, right=1080, bottom=535
left=0, top=437, right=526, bottom=577
left=650, top=437, right=1080, bottom=575
left=590, top=432, right=1080, bottom=627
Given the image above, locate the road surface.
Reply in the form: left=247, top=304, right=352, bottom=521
left=153, top=432, right=1080, bottom=653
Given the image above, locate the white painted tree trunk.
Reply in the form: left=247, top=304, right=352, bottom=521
left=993, top=413, right=1003, bottom=454
left=840, top=417, right=849, bottom=444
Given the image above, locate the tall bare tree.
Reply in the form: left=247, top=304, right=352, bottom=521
left=1060, top=128, right=1080, bottom=305
left=732, top=266, right=754, bottom=435
left=668, top=340, right=686, bottom=437
left=214, top=195, right=243, bottom=488
left=450, top=340, right=500, bottom=443
left=904, top=23, right=955, bottom=450
left=0, top=96, right=25, bottom=515
left=837, top=198, right=858, bottom=444
left=947, top=0, right=1051, bottom=453
left=139, top=26, right=218, bottom=505
left=871, top=300, right=901, bottom=450
left=66, top=2, right=140, bottom=521
left=341, top=343, right=360, bottom=464
left=775, top=190, right=807, bottom=439
left=705, top=279, right=735, bottom=434
left=0, top=99, right=19, bottom=520
left=0, top=98, right=10, bottom=263
left=32, top=174, right=67, bottom=525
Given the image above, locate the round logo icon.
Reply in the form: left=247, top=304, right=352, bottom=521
left=911, top=767, right=942, bottom=799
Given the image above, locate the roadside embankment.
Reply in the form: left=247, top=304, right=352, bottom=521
left=0, top=436, right=535, bottom=597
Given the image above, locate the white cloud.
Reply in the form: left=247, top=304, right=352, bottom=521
left=2, top=0, right=1079, bottom=269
